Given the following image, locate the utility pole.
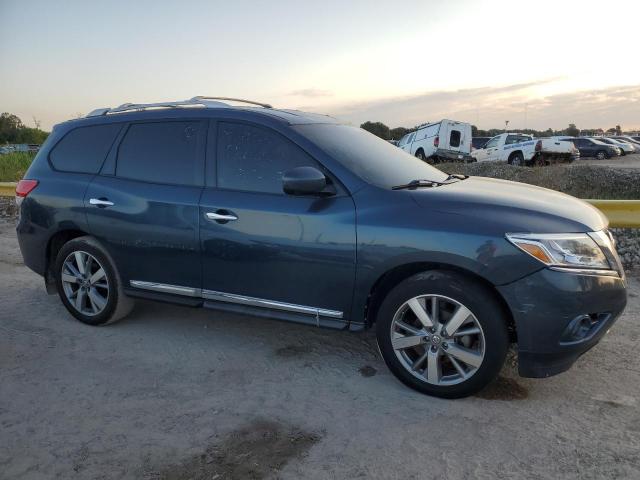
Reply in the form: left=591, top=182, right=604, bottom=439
left=505, top=120, right=509, bottom=132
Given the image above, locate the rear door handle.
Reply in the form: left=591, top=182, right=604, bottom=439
left=206, top=211, right=238, bottom=223
left=89, top=198, right=114, bottom=207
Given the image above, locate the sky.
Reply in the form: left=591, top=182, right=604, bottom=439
left=1, top=0, right=639, bottom=131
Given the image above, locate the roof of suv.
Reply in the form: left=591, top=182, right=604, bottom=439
left=60, top=97, right=340, bottom=129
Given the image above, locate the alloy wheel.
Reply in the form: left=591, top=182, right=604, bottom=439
left=61, top=251, right=109, bottom=316
left=390, top=294, right=485, bottom=386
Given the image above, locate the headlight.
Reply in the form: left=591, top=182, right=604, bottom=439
left=506, top=232, right=611, bottom=270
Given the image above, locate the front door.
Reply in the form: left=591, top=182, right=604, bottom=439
left=85, top=120, right=206, bottom=292
left=476, top=135, right=501, bottom=162
left=199, top=121, right=357, bottom=325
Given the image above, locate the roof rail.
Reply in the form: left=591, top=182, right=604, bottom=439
left=85, top=96, right=272, bottom=118
left=191, top=96, right=272, bottom=109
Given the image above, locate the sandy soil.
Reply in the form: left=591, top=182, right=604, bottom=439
left=1, top=218, right=639, bottom=479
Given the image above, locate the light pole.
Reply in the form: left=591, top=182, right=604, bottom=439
left=505, top=120, right=509, bottom=132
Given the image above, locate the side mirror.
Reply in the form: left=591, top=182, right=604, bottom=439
left=282, top=166, right=327, bottom=196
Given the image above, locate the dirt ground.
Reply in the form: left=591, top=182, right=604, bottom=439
left=1, top=218, right=639, bottom=480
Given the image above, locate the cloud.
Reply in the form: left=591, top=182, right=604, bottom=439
left=289, top=88, right=333, bottom=98
left=324, top=82, right=640, bottom=131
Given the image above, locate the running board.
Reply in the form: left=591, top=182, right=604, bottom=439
left=129, top=280, right=343, bottom=320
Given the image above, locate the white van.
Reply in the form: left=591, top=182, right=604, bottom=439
left=398, top=119, right=473, bottom=163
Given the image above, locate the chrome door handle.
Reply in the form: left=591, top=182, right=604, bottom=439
left=89, top=198, right=114, bottom=207
left=206, top=212, right=238, bottom=222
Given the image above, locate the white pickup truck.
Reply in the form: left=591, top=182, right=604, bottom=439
left=471, top=133, right=579, bottom=166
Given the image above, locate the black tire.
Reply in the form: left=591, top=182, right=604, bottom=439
left=54, top=236, right=134, bottom=326
left=508, top=151, right=525, bottom=166
left=596, top=150, right=606, bottom=160
left=415, top=149, right=426, bottom=161
left=375, top=270, right=509, bottom=399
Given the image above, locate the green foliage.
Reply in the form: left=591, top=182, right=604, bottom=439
left=390, top=127, right=413, bottom=141
left=0, top=113, right=49, bottom=144
left=565, top=124, right=580, bottom=137
left=360, top=121, right=391, bottom=140
left=0, top=152, right=36, bottom=182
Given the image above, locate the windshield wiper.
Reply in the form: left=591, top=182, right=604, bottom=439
left=391, top=179, right=444, bottom=190
left=444, top=173, right=468, bottom=181
left=392, top=174, right=468, bottom=190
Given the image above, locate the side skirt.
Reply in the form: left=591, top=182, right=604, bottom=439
left=128, top=280, right=349, bottom=330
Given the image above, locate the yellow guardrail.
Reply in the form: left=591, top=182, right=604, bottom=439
left=0, top=182, right=16, bottom=197
left=0, top=181, right=638, bottom=227
left=585, top=199, right=640, bottom=228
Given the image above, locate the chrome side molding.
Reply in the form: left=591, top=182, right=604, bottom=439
left=129, top=280, right=201, bottom=297
left=202, top=289, right=343, bottom=318
left=129, top=280, right=343, bottom=319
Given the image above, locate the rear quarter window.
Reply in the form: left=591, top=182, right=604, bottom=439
left=49, top=124, right=121, bottom=173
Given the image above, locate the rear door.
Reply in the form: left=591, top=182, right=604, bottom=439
left=199, top=120, right=356, bottom=324
left=85, top=119, right=206, bottom=293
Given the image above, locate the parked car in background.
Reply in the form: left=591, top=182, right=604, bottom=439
left=14, top=96, right=628, bottom=398
left=559, top=137, right=620, bottom=159
left=611, top=136, right=640, bottom=150
left=0, top=146, right=16, bottom=155
left=471, top=137, right=491, bottom=150
left=594, top=137, right=635, bottom=155
left=471, top=133, right=578, bottom=165
left=631, top=136, right=640, bottom=142
left=398, top=120, right=473, bottom=163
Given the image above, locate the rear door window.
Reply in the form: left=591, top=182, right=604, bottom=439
left=216, top=122, right=319, bottom=195
left=50, top=124, right=121, bottom=173
left=449, top=130, right=461, bottom=147
left=116, top=121, right=203, bottom=185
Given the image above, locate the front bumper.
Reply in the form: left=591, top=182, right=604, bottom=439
left=498, top=268, right=627, bottom=378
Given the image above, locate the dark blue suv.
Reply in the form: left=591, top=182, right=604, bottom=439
left=16, top=97, right=627, bottom=398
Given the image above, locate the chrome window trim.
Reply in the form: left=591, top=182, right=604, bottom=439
left=129, top=280, right=343, bottom=319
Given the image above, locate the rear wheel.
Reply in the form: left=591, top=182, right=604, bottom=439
left=508, top=151, right=525, bottom=166
left=596, top=150, right=606, bottom=160
left=55, top=236, right=133, bottom=326
left=376, top=271, right=509, bottom=398
left=415, top=149, right=426, bottom=161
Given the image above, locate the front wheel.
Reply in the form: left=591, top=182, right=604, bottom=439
left=376, top=271, right=509, bottom=398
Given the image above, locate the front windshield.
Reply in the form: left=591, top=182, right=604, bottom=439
left=295, top=124, right=448, bottom=188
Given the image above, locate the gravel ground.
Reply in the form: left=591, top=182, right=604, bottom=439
left=580, top=153, right=640, bottom=170
left=1, top=218, right=640, bottom=480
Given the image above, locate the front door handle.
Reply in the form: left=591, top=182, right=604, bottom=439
left=89, top=198, right=114, bottom=207
left=206, top=211, right=238, bottom=223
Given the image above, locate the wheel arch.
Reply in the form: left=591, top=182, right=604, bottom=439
left=507, top=150, right=524, bottom=162
left=44, top=228, right=90, bottom=293
left=363, top=262, right=517, bottom=342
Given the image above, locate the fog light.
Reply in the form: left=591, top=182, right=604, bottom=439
left=560, top=313, right=610, bottom=344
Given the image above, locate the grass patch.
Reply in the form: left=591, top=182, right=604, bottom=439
left=0, top=152, right=36, bottom=182
left=436, top=162, right=640, bottom=199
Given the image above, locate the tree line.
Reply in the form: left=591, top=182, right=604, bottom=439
left=0, top=113, right=49, bottom=145
left=360, top=121, right=625, bottom=141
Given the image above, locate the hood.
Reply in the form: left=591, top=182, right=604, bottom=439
left=410, top=176, right=608, bottom=233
